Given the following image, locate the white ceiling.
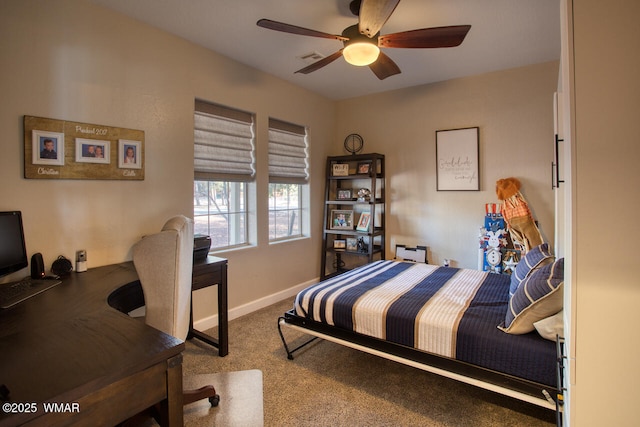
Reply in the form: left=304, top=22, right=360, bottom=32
left=89, top=0, right=561, bottom=100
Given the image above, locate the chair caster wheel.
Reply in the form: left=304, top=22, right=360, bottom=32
left=209, top=394, right=220, bottom=407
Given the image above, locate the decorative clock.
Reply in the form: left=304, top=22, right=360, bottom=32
left=344, top=133, right=364, bottom=155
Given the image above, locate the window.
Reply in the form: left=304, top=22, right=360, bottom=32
left=194, top=181, right=248, bottom=249
left=194, top=100, right=255, bottom=250
left=268, top=118, right=309, bottom=242
left=269, top=183, right=302, bottom=240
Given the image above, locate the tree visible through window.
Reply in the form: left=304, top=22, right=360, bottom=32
left=268, top=118, right=308, bottom=242
left=268, top=183, right=301, bottom=240
left=194, top=181, right=247, bottom=249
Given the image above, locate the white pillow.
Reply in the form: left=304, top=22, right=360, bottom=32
left=533, top=310, right=564, bottom=341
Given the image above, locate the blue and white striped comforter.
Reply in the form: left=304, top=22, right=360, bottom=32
left=294, top=260, right=556, bottom=386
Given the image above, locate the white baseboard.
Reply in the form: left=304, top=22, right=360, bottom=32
left=193, top=277, right=318, bottom=332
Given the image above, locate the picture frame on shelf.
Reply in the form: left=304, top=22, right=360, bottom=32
left=330, top=209, right=354, bottom=230
left=330, top=209, right=353, bottom=230
left=332, top=163, right=349, bottom=176
left=337, top=189, right=352, bottom=200
left=356, top=212, right=371, bottom=232
left=357, top=162, right=371, bottom=174
left=346, top=238, right=358, bottom=251
left=333, top=239, right=346, bottom=250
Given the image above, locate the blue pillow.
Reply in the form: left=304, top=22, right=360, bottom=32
left=509, top=243, right=554, bottom=297
left=500, top=257, right=564, bottom=334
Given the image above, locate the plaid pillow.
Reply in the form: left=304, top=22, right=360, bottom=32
left=509, top=243, right=554, bottom=297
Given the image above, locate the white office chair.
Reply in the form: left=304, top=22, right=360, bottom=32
left=132, top=215, right=219, bottom=411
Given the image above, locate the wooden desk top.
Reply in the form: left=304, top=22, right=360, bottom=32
left=0, top=262, right=184, bottom=425
left=193, top=255, right=227, bottom=268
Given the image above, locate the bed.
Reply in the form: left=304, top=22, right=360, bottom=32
left=278, top=250, right=564, bottom=411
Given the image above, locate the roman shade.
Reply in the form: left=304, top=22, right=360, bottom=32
left=194, top=100, right=255, bottom=181
left=268, top=118, right=309, bottom=184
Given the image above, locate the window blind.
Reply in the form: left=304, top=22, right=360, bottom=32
left=268, top=118, right=309, bottom=184
left=194, top=100, right=256, bottom=181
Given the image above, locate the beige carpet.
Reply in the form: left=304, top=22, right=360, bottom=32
left=183, top=297, right=556, bottom=427
left=182, top=370, right=263, bottom=426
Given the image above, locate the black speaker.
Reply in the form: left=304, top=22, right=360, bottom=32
left=31, top=252, right=45, bottom=279
left=51, top=255, right=73, bottom=276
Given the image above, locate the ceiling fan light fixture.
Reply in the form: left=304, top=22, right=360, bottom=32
left=342, top=24, right=380, bottom=66
left=343, top=42, right=380, bottom=66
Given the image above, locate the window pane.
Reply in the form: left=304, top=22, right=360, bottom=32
left=268, top=183, right=302, bottom=241
left=194, top=180, right=247, bottom=249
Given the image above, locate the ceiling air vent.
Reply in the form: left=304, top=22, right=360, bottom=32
left=297, top=51, right=325, bottom=64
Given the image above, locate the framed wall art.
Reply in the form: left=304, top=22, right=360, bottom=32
left=32, top=130, right=65, bottom=166
left=435, top=127, right=479, bottom=191
left=75, top=138, right=110, bottom=164
left=24, top=115, right=145, bottom=180
left=119, top=139, right=142, bottom=169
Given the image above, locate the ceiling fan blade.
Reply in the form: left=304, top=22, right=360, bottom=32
left=295, top=50, right=344, bottom=74
left=379, top=25, right=471, bottom=48
left=368, top=51, right=401, bottom=80
left=358, top=0, right=400, bottom=38
left=257, top=19, right=348, bottom=41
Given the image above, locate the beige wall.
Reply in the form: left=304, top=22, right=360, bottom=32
left=1, top=1, right=558, bottom=328
left=0, top=0, right=334, bottom=320
left=336, top=61, right=559, bottom=269
left=567, top=0, right=640, bottom=425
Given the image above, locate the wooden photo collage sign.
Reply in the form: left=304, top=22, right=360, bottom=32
left=24, top=115, right=145, bottom=180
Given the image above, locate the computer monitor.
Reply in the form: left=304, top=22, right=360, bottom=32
left=0, top=211, right=29, bottom=279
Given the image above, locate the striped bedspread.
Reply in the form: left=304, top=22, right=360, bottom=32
left=294, top=260, right=556, bottom=386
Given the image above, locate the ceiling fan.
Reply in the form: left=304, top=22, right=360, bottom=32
left=257, top=0, right=471, bottom=80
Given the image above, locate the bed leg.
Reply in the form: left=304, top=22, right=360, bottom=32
left=277, top=316, right=295, bottom=359
left=278, top=316, right=319, bottom=360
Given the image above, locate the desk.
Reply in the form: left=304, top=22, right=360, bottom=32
left=109, top=256, right=229, bottom=357
left=190, top=256, right=228, bottom=357
left=0, top=263, right=184, bottom=427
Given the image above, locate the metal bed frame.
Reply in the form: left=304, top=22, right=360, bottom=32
left=278, top=309, right=559, bottom=411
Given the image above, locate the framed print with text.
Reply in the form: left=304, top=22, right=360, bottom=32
left=332, top=163, right=349, bottom=176
left=24, top=115, right=145, bottom=180
left=436, top=127, right=479, bottom=191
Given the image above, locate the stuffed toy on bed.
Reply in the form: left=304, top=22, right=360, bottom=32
left=496, top=177, right=543, bottom=253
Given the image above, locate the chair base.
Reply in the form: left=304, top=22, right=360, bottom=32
left=184, top=385, right=220, bottom=407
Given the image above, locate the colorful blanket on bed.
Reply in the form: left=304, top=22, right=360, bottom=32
left=294, top=260, right=556, bottom=386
